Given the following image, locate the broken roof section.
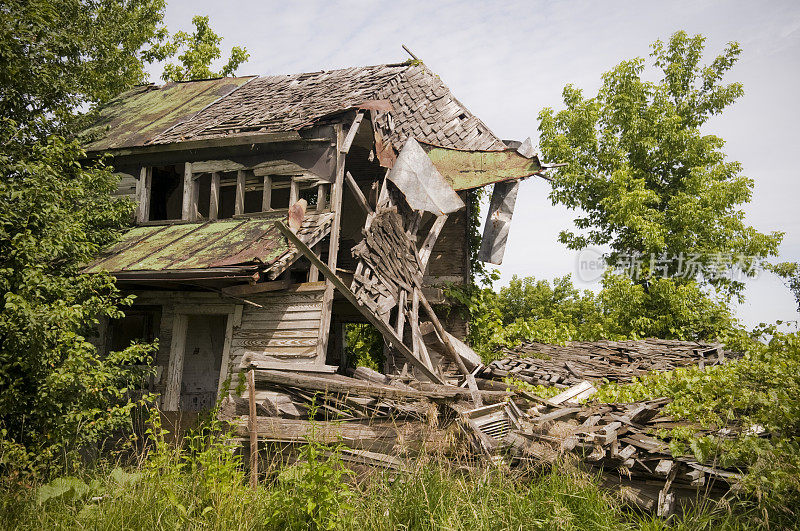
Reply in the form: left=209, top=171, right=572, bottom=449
left=82, top=77, right=254, bottom=152
left=84, top=212, right=333, bottom=281
left=83, top=63, right=505, bottom=154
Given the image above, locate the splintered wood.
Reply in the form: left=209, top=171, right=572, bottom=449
left=350, top=206, right=423, bottom=322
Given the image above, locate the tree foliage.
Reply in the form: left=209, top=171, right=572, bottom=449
left=768, top=262, right=800, bottom=312
left=144, top=15, right=249, bottom=82
left=0, top=0, right=167, bottom=475
left=0, top=0, right=167, bottom=136
left=538, top=31, right=782, bottom=299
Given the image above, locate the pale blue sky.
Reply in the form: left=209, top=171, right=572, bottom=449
left=148, top=0, right=800, bottom=328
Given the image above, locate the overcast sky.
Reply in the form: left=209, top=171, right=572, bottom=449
left=148, top=0, right=800, bottom=328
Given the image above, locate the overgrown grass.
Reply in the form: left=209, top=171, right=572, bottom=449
left=0, top=410, right=770, bottom=531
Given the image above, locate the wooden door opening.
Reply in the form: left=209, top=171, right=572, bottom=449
left=178, top=314, right=228, bottom=412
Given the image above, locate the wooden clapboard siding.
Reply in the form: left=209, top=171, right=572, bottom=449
left=424, top=195, right=468, bottom=284
left=229, top=285, right=325, bottom=370
left=113, top=171, right=138, bottom=200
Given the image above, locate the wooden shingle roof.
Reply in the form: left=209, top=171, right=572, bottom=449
left=86, top=62, right=505, bottom=153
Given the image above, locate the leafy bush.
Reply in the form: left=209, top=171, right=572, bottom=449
left=0, top=124, right=158, bottom=477
left=596, top=325, right=800, bottom=524
left=344, top=323, right=384, bottom=370
left=268, top=425, right=355, bottom=529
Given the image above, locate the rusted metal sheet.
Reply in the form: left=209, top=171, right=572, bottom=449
left=388, top=138, right=465, bottom=215
left=422, top=142, right=542, bottom=191
left=82, top=77, right=254, bottom=152
left=83, top=212, right=332, bottom=276
left=477, top=180, right=519, bottom=265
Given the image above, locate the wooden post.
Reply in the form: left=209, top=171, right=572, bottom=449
left=191, top=175, right=200, bottom=221
left=163, top=313, right=189, bottom=411
left=308, top=243, right=320, bottom=282
left=289, top=176, right=299, bottom=206
left=262, top=175, right=272, bottom=212
left=316, top=183, right=327, bottom=211
left=137, top=166, right=151, bottom=223
left=235, top=170, right=246, bottom=215
left=216, top=309, right=236, bottom=395
left=209, top=172, right=220, bottom=220
left=181, top=163, right=193, bottom=221
left=315, top=125, right=346, bottom=361
left=247, top=369, right=258, bottom=490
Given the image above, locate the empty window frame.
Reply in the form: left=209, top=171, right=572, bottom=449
left=147, top=165, right=183, bottom=221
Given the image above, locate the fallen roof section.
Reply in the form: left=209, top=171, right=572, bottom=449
left=83, top=212, right=333, bottom=281
left=481, top=338, right=735, bottom=388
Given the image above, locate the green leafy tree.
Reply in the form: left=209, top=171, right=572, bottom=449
left=0, top=0, right=166, bottom=475
left=0, top=0, right=167, bottom=136
left=538, top=31, right=782, bottom=299
left=144, top=15, right=249, bottom=82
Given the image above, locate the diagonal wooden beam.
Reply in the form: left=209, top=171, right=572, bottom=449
left=275, top=220, right=444, bottom=384
left=340, top=111, right=364, bottom=154
left=418, top=214, right=448, bottom=271
left=345, top=171, right=373, bottom=215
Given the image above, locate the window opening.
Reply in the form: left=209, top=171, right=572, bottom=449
left=148, top=165, right=183, bottom=221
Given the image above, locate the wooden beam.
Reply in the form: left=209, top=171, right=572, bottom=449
left=220, top=277, right=291, bottom=297
left=163, top=313, right=189, bottom=411
left=418, top=215, right=448, bottom=271
left=412, top=288, right=434, bottom=370
left=345, top=171, right=373, bottom=215
left=262, top=175, right=272, bottom=212
left=235, top=170, right=246, bottom=215
left=216, top=309, right=236, bottom=395
left=289, top=176, right=300, bottom=206
left=316, top=183, right=328, bottom=211
left=136, top=166, right=151, bottom=223
left=209, top=171, right=220, bottom=220
left=247, top=369, right=258, bottom=489
left=181, top=162, right=193, bottom=221
left=191, top=174, right=200, bottom=221
left=308, top=243, right=320, bottom=282
left=340, top=111, right=364, bottom=154
left=417, top=288, right=482, bottom=406
left=316, top=124, right=346, bottom=361
left=275, top=220, right=444, bottom=383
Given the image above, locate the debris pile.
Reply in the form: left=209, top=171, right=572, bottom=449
left=222, top=340, right=744, bottom=516
left=483, top=339, right=735, bottom=388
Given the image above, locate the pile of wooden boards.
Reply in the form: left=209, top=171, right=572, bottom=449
left=222, top=336, right=747, bottom=516
left=483, top=338, right=734, bottom=388
left=350, top=206, right=423, bottom=321
left=497, top=387, right=741, bottom=516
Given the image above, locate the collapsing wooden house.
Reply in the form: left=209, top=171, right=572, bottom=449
left=83, top=61, right=545, bottom=414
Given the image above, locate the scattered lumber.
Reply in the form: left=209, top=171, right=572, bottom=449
left=483, top=338, right=736, bottom=388
left=224, top=335, right=743, bottom=517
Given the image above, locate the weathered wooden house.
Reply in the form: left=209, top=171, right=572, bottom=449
left=83, top=61, right=544, bottom=415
